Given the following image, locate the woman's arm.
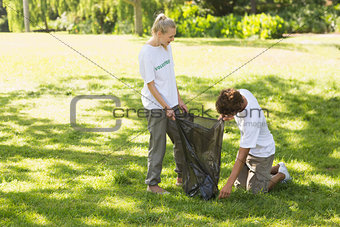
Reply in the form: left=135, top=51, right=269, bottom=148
left=177, top=87, right=188, bottom=113
left=147, top=81, right=175, bottom=120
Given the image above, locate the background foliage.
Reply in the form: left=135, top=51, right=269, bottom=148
left=169, top=4, right=286, bottom=39
left=1, top=0, right=340, bottom=38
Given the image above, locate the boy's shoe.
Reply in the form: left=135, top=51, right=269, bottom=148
left=175, top=177, right=183, bottom=187
left=147, top=185, right=170, bottom=195
left=278, top=162, right=292, bottom=183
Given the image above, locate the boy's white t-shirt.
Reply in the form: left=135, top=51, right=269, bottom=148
left=234, top=89, right=275, bottom=158
left=139, top=44, right=178, bottom=110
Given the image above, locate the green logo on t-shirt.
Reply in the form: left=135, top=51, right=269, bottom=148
left=155, top=59, right=170, bottom=71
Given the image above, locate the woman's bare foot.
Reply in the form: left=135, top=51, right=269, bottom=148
left=147, top=185, right=170, bottom=194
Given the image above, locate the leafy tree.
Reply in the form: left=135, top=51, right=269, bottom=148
left=40, top=0, right=48, bottom=30
left=194, top=0, right=237, bottom=16
left=0, top=0, right=9, bottom=31
left=4, top=0, right=24, bottom=31
left=4, top=0, right=53, bottom=31
left=251, top=0, right=256, bottom=14
left=141, top=0, right=163, bottom=34
left=123, top=0, right=143, bottom=36
left=2, top=0, right=337, bottom=34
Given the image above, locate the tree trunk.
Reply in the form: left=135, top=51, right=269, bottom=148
left=134, top=0, right=142, bottom=36
left=41, top=0, right=49, bottom=31
left=23, top=0, right=30, bottom=32
left=123, top=0, right=143, bottom=36
left=44, top=17, right=48, bottom=31
left=251, top=0, right=256, bottom=15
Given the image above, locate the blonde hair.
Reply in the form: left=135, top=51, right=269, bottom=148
left=151, top=13, right=176, bottom=35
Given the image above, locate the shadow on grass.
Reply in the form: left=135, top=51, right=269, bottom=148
left=0, top=74, right=339, bottom=225
left=0, top=178, right=337, bottom=225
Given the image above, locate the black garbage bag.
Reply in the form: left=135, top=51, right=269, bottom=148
left=175, top=113, right=224, bottom=200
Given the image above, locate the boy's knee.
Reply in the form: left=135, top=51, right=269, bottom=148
left=248, top=179, right=269, bottom=194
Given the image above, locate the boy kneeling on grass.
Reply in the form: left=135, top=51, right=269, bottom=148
left=216, top=88, right=291, bottom=199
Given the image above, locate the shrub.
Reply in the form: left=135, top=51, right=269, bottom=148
left=336, top=16, right=340, bottom=32
left=0, top=2, right=9, bottom=32
left=278, top=3, right=338, bottom=33
left=50, top=12, right=70, bottom=31
left=235, top=13, right=285, bottom=39
left=0, top=15, right=9, bottom=32
left=170, top=4, right=286, bottom=39
left=221, top=14, right=239, bottom=38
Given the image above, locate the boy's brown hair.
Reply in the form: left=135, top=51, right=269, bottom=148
left=215, top=88, right=244, bottom=116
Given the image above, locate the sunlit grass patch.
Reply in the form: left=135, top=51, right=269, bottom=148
left=0, top=33, right=339, bottom=225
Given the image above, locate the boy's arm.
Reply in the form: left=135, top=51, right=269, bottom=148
left=219, top=147, right=250, bottom=199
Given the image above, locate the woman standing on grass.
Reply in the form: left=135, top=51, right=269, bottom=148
left=139, top=13, right=188, bottom=194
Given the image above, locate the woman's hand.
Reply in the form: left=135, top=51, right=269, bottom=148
left=218, top=114, right=234, bottom=121
left=165, top=108, right=175, bottom=121
left=178, top=99, right=188, bottom=113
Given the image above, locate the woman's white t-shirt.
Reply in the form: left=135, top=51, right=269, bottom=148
left=234, top=89, right=275, bottom=158
left=139, top=44, right=178, bottom=110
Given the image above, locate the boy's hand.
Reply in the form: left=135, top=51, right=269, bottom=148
left=218, top=114, right=234, bottom=121
left=218, top=184, right=232, bottom=199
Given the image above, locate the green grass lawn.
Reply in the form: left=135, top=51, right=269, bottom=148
left=0, top=33, right=339, bottom=226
